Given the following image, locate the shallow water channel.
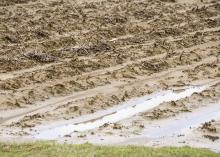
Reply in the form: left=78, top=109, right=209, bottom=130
left=33, top=85, right=209, bottom=139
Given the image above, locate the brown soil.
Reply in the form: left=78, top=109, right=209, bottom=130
left=0, top=0, right=219, bottom=141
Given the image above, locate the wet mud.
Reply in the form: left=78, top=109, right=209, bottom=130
left=0, top=0, right=220, bottom=151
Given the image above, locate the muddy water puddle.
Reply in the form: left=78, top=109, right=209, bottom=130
left=32, top=84, right=211, bottom=139
left=143, top=102, right=220, bottom=138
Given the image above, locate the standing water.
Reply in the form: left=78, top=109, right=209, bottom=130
left=33, top=85, right=209, bottom=139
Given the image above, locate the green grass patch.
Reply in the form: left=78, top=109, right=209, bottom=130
left=0, top=142, right=219, bottom=157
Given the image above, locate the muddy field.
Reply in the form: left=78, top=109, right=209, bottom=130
left=0, top=0, right=220, bottom=151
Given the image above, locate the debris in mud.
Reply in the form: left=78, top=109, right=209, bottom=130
left=16, top=131, right=29, bottom=136
left=0, top=0, right=37, bottom=6
left=69, top=106, right=79, bottom=112
left=75, top=42, right=112, bottom=56
left=78, top=134, right=87, bottom=138
left=101, top=123, right=109, bottom=128
left=91, top=132, right=95, bottom=135
left=113, top=123, right=123, bottom=130
left=4, top=35, right=18, bottom=43
left=201, top=120, right=217, bottom=133
left=101, top=15, right=128, bottom=25
left=140, top=60, right=169, bottom=72
left=170, top=101, right=177, bottom=106
left=23, top=51, right=56, bottom=63
left=35, top=30, right=49, bottom=39
left=160, top=0, right=176, bottom=2
left=179, top=51, right=202, bottom=64
left=103, top=123, right=110, bottom=127
left=10, top=114, right=45, bottom=128
left=177, top=134, right=185, bottom=137
left=143, top=108, right=176, bottom=120
left=139, top=124, right=145, bottom=128
left=64, top=134, right=71, bottom=138
left=203, top=135, right=219, bottom=142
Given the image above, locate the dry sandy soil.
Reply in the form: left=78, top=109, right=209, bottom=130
left=0, top=0, right=220, bottom=151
